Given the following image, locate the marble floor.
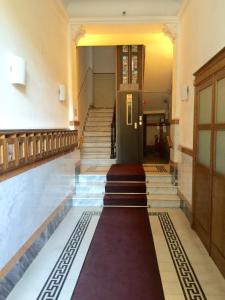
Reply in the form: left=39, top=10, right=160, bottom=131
left=6, top=206, right=225, bottom=300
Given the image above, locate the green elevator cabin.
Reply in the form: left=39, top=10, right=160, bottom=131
left=116, top=45, right=145, bottom=163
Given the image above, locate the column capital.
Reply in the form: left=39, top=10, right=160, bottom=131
left=70, top=24, right=86, bottom=44
left=163, top=23, right=178, bottom=42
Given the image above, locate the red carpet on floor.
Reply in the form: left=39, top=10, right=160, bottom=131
left=71, top=207, right=165, bottom=300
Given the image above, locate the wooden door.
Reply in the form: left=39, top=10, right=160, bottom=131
left=211, top=71, right=225, bottom=276
left=194, top=81, right=213, bottom=250
left=116, top=91, right=143, bottom=163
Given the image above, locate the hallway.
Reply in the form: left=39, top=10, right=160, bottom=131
left=6, top=205, right=225, bottom=300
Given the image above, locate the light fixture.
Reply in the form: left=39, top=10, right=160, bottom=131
left=8, top=55, right=26, bottom=85
left=58, top=84, right=66, bottom=101
left=181, top=85, right=189, bottom=101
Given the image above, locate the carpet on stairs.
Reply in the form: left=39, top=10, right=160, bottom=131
left=71, top=207, right=165, bottom=300
left=104, top=163, right=147, bottom=206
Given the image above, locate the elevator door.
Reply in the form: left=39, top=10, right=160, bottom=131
left=117, top=91, right=143, bottom=163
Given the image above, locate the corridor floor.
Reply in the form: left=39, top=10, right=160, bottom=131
left=6, top=206, right=225, bottom=300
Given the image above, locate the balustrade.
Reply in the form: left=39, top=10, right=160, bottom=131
left=0, top=129, right=78, bottom=175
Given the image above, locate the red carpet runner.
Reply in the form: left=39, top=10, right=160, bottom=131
left=71, top=164, right=165, bottom=300
left=104, top=164, right=147, bottom=206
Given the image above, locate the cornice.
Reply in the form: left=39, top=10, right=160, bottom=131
left=54, top=0, right=69, bottom=22
left=69, top=15, right=179, bottom=25
left=177, top=0, right=190, bottom=18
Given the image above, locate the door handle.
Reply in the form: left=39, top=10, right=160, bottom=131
left=134, top=122, right=138, bottom=129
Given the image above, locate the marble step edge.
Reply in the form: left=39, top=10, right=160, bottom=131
left=80, top=159, right=116, bottom=166
left=89, top=108, right=113, bottom=111
left=147, top=194, right=180, bottom=201
left=88, top=118, right=112, bottom=122
left=82, top=143, right=111, bottom=147
left=84, top=128, right=111, bottom=132
left=83, top=132, right=111, bottom=137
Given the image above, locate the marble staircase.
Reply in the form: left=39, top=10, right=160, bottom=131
left=73, top=165, right=180, bottom=207
left=81, top=107, right=116, bottom=166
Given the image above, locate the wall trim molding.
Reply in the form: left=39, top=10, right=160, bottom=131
left=0, top=194, right=72, bottom=279
left=54, top=0, right=70, bottom=21
left=171, top=119, right=180, bottom=124
left=70, top=15, right=179, bottom=25
left=178, top=145, right=193, bottom=157
left=178, top=189, right=193, bottom=224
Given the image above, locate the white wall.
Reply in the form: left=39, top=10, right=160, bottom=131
left=177, top=0, right=225, bottom=205
left=0, top=151, right=77, bottom=269
left=93, top=46, right=116, bottom=107
left=76, top=46, right=93, bottom=131
left=0, top=0, right=69, bottom=129
left=143, top=43, right=173, bottom=114
left=178, top=0, right=225, bottom=148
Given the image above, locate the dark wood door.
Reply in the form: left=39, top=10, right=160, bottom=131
left=211, top=71, right=225, bottom=276
left=194, top=50, right=225, bottom=278
left=116, top=91, right=143, bottom=163
left=194, top=81, right=213, bottom=250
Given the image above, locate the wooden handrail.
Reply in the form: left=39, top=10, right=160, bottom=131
left=0, top=129, right=78, bottom=175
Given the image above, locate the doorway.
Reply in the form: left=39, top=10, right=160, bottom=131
left=143, top=113, right=170, bottom=164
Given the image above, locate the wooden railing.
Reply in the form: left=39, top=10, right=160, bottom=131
left=0, top=129, right=78, bottom=175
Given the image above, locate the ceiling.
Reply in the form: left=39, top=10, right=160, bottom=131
left=62, top=0, right=184, bottom=18
left=61, top=0, right=185, bottom=47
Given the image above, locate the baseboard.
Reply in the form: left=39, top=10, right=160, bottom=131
left=178, top=189, right=193, bottom=224
left=0, top=195, right=73, bottom=299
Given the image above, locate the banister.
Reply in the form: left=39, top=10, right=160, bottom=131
left=0, top=129, right=78, bottom=176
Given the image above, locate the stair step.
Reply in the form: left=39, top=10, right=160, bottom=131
left=104, top=194, right=147, bottom=206
left=86, top=121, right=111, bottom=127
left=76, top=182, right=105, bottom=194
left=85, top=127, right=111, bottom=132
left=81, top=154, right=110, bottom=159
left=146, top=174, right=172, bottom=183
left=77, top=174, right=107, bottom=183
left=82, top=148, right=111, bottom=153
left=84, top=132, right=111, bottom=137
left=147, top=194, right=180, bottom=208
left=146, top=183, right=177, bottom=195
left=73, top=194, right=103, bottom=206
left=80, top=158, right=116, bottom=166
left=84, top=136, right=111, bottom=142
left=82, top=142, right=111, bottom=148
left=88, top=117, right=112, bottom=122
left=105, top=182, right=146, bottom=193
left=89, top=108, right=113, bottom=113
left=89, top=112, right=113, bottom=117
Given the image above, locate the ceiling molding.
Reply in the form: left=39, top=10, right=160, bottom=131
left=177, top=0, right=189, bottom=18
left=69, top=15, right=179, bottom=25
left=54, top=0, right=70, bottom=21
left=163, top=23, right=178, bottom=42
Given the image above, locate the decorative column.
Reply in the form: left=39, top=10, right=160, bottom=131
left=163, top=23, right=180, bottom=177
left=68, top=25, right=86, bottom=129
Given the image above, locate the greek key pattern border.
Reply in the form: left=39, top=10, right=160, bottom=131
left=37, top=211, right=99, bottom=300
left=149, top=212, right=207, bottom=300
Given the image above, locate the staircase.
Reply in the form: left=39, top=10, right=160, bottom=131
left=73, top=165, right=180, bottom=207
left=80, top=107, right=116, bottom=165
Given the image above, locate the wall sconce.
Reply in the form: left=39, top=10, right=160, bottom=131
left=8, top=55, right=26, bottom=85
left=181, top=84, right=189, bottom=101
left=58, top=84, right=66, bottom=101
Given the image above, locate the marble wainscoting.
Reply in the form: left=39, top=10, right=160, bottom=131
left=0, top=151, right=78, bottom=300
left=178, top=151, right=193, bottom=223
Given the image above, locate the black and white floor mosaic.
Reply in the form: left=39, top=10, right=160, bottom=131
left=5, top=208, right=225, bottom=300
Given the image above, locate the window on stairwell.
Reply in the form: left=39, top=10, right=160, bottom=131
left=117, top=45, right=144, bottom=90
